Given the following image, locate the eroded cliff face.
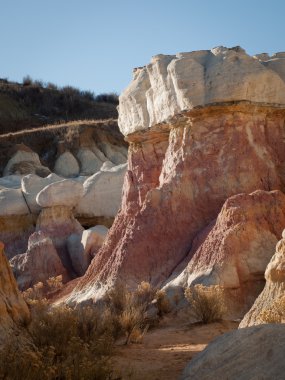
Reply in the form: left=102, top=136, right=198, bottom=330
left=69, top=102, right=285, bottom=303
left=0, top=242, right=30, bottom=342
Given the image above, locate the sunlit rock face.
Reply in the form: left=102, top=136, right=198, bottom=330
left=67, top=46, right=285, bottom=305
left=69, top=101, right=285, bottom=304
left=118, top=46, right=285, bottom=135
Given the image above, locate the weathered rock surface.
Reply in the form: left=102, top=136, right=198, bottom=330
left=36, top=206, right=84, bottom=273
left=36, top=179, right=84, bottom=208
left=118, top=46, right=285, bottom=135
left=0, top=242, right=30, bottom=342
left=181, top=324, right=285, bottom=380
left=54, top=151, right=80, bottom=177
left=3, top=145, right=50, bottom=177
left=10, top=231, right=68, bottom=290
left=21, top=173, right=63, bottom=213
left=0, top=175, right=23, bottom=189
left=67, top=225, right=108, bottom=276
left=76, top=148, right=103, bottom=175
left=0, top=188, right=29, bottom=216
left=0, top=215, right=36, bottom=260
left=76, top=163, right=127, bottom=218
left=240, top=231, right=285, bottom=327
left=165, top=190, right=285, bottom=310
left=69, top=101, right=285, bottom=303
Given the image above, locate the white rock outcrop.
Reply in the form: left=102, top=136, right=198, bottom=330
left=0, top=175, right=23, bottom=189
left=54, top=151, right=80, bottom=177
left=21, top=173, right=63, bottom=213
left=76, top=163, right=127, bottom=218
left=76, top=148, right=103, bottom=176
left=0, top=188, right=29, bottom=216
left=118, top=46, right=285, bottom=135
left=67, top=225, right=108, bottom=276
left=36, top=179, right=84, bottom=208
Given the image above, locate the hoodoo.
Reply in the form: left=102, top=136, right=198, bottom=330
left=68, top=46, right=285, bottom=306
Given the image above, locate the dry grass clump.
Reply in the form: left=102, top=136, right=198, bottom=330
left=22, top=275, right=63, bottom=307
left=0, top=302, right=115, bottom=380
left=185, top=284, right=226, bottom=324
left=104, top=282, right=172, bottom=345
left=0, top=277, right=115, bottom=379
left=259, top=296, right=285, bottom=324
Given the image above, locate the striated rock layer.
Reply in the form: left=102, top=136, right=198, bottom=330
left=0, top=242, right=30, bottom=342
left=69, top=102, right=285, bottom=303
left=164, top=190, right=285, bottom=311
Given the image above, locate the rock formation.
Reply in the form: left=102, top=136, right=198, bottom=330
left=0, top=120, right=128, bottom=265
left=164, top=190, right=285, bottom=311
left=68, top=47, right=285, bottom=304
left=240, top=230, right=285, bottom=327
left=67, top=225, right=108, bottom=276
left=181, top=324, right=285, bottom=380
left=10, top=231, right=68, bottom=290
left=0, top=242, right=30, bottom=342
left=36, top=206, right=84, bottom=274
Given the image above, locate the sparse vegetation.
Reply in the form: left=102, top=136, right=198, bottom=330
left=185, top=284, right=226, bottom=324
left=259, top=295, right=285, bottom=324
left=0, top=280, right=174, bottom=378
left=0, top=77, right=119, bottom=134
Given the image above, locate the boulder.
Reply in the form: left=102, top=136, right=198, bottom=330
left=10, top=231, right=68, bottom=290
left=118, top=46, right=285, bottom=135
left=0, top=242, right=30, bottom=342
left=76, top=163, right=127, bottom=218
left=3, top=147, right=50, bottom=177
left=54, top=151, right=80, bottom=177
left=21, top=173, right=63, bottom=213
left=36, top=206, right=84, bottom=274
left=0, top=188, right=29, bottom=216
left=240, top=231, right=285, bottom=327
left=36, top=179, right=84, bottom=208
left=67, top=225, right=108, bottom=276
left=76, top=148, right=103, bottom=175
left=98, top=143, right=127, bottom=165
left=164, top=190, right=285, bottom=313
left=181, top=324, right=285, bottom=380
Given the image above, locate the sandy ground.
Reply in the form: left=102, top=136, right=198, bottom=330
left=112, top=317, right=238, bottom=380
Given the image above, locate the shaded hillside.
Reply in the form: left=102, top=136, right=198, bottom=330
left=0, top=78, right=118, bottom=134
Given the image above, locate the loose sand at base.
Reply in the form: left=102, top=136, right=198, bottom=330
left=113, top=317, right=238, bottom=380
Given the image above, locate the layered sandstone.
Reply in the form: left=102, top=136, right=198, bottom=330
left=0, top=242, right=30, bottom=342
left=69, top=101, right=285, bottom=303
left=164, top=190, right=285, bottom=310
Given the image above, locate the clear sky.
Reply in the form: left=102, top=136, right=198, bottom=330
left=1, top=0, right=284, bottom=95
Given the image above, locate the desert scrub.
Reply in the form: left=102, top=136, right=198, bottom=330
left=0, top=302, right=115, bottom=380
left=104, top=281, right=166, bottom=345
left=259, top=296, right=285, bottom=324
left=185, top=284, right=226, bottom=324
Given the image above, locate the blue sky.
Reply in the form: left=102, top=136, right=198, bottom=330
left=0, top=0, right=284, bottom=95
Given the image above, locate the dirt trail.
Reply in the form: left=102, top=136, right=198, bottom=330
left=113, top=318, right=238, bottom=380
